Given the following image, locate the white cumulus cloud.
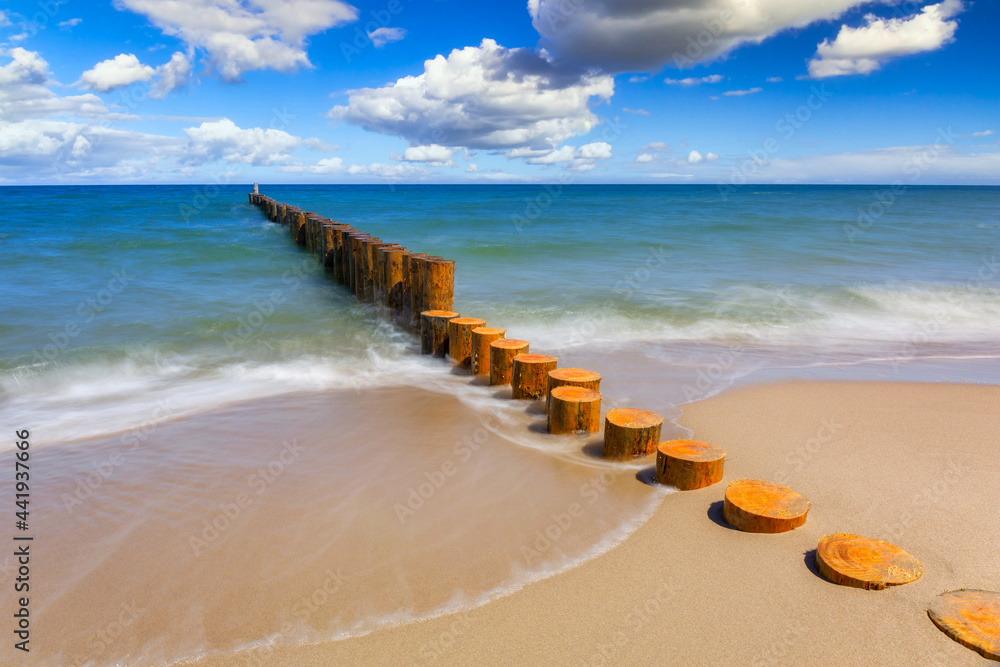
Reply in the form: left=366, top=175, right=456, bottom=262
left=78, top=51, right=192, bottom=98
left=687, top=150, right=703, bottom=163
left=529, top=0, right=876, bottom=72
left=0, top=48, right=108, bottom=122
left=808, top=0, right=964, bottom=78
left=114, top=0, right=358, bottom=80
left=79, top=54, right=156, bottom=93
left=150, top=52, right=192, bottom=99
left=368, top=26, right=406, bottom=48
left=183, top=118, right=304, bottom=165
left=395, top=144, right=455, bottom=166
left=636, top=153, right=653, bottom=163
left=723, top=87, right=763, bottom=96
left=329, top=39, right=614, bottom=151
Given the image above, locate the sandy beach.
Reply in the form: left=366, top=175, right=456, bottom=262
left=195, top=379, right=1000, bottom=666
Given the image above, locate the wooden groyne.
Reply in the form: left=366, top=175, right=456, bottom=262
left=249, top=192, right=454, bottom=329
left=247, top=188, right=992, bottom=661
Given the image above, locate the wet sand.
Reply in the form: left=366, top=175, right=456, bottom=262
left=14, top=384, right=660, bottom=665
left=197, top=380, right=1000, bottom=665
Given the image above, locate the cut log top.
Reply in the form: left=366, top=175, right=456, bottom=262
left=928, top=589, right=1000, bottom=660
left=513, top=354, right=558, bottom=364
left=726, top=478, right=809, bottom=518
left=655, top=439, right=726, bottom=490
left=548, top=368, right=602, bottom=383
left=450, top=318, right=486, bottom=326
left=422, top=310, right=459, bottom=318
left=657, top=439, right=725, bottom=463
left=492, top=339, right=529, bottom=350
left=816, top=532, right=923, bottom=590
left=606, top=408, right=663, bottom=429
left=722, top=478, right=810, bottom=533
left=550, top=386, right=602, bottom=402
left=472, top=327, right=505, bottom=335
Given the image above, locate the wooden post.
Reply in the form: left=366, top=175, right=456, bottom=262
left=373, top=243, right=400, bottom=304
left=928, top=590, right=1000, bottom=660
left=408, top=254, right=429, bottom=332
left=654, top=440, right=726, bottom=490
left=816, top=533, right=922, bottom=589
left=511, top=354, right=558, bottom=399
left=345, top=233, right=369, bottom=295
left=253, top=183, right=258, bottom=194
left=293, top=212, right=308, bottom=245
left=471, top=327, right=505, bottom=375
left=546, top=368, right=602, bottom=413
left=382, top=248, right=409, bottom=314
left=548, top=386, right=602, bottom=434
left=321, top=224, right=337, bottom=272
left=420, top=310, right=459, bottom=356
left=277, top=203, right=287, bottom=224
left=447, top=318, right=486, bottom=367
left=400, top=252, right=423, bottom=327
left=423, top=259, right=455, bottom=313
left=308, top=215, right=320, bottom=254
left=489, top=339, right=529, bottom=386
left=722, top=479, right=810, bottom=533
left=333, top=226, right=353, bottom=285
left=602, top=408, right=663, bottom=459
left=360, top=238, right=384, bottom=302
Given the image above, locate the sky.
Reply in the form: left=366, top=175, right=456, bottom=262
left=0, top=0, right=997, bottom=185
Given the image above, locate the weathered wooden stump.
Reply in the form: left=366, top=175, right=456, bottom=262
left=408, top=254, right=430, bottom=332
left=723, top=479, right=810, bottom=533
left=654, top=440, right=726, bottom=490
left=928, top=589, right=1000, bottom=660
left=471, top=327, right=505, bottom=376
left=423, top=259, right=455, bottom=313
left=548, top=386, right=602, bottom=434
left=373, top=243, right=400, bottom=303
left=546, top=368, right=602, bottom=413
left=321, top=224, right=336, bottom=270
left=293, top=212, right=309, bottom=245
left=383, top=249, right=410, bottom=314
left=511, top=354, right=558, bottom=399
left=346, top=233, right=370, bottom=295
left=359, top=238, right=383, bottom=302
left=332, top=227, right=353, bottom=284
left=816, top=532, right=923, bottom=589
left=602, top=408, right=663, bottom=459
left=489, top=339, right=529, bottom=386
left=421, top=310, right=459, bottom=357
left=447, top=318, right=486, bottom=367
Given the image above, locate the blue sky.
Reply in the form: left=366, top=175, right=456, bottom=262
left=0, top=0, right=996, bottom=184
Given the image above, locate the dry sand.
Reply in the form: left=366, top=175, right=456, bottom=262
left=198, top=380, right=1000, bottom=666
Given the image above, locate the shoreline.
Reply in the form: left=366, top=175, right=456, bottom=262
left=192, top=378, right=999, bottom=666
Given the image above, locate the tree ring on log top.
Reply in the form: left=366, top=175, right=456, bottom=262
left=816, top=532, right=923, bottom=590
left=927, top=589, right=1000, bottom=661
left=722, top=478, right=809, bottom=533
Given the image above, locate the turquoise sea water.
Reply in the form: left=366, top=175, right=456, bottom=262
left=2, top=184, right=999, bottom=444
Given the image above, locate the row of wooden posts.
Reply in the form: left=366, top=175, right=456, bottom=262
left=249, top=192, right=456, bottom=332
left=248, top=190, right=674, bottom=463
left=247, top=191, right=998, bottom=659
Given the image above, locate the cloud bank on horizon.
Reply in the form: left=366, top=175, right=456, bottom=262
left=0, top=0, right=995, bottom=184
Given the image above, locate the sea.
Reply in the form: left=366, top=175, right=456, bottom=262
left=1, top=184, right=998, bottom=664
